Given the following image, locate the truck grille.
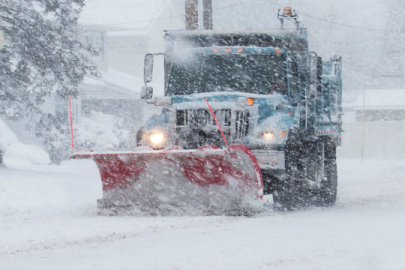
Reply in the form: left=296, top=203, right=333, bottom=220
left=176, top=109, right=249, bottom=140
left=176, top=109, right=231, bottom=127
left=235, top=111, right=250, bottom=139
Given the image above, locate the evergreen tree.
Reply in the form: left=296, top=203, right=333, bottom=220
left=0, top=0, right=97, bottom=162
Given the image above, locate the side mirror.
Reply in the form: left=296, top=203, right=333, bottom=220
left=144, top=54, right=154, bottom=84
left=141, top=86, right=153, bottom=100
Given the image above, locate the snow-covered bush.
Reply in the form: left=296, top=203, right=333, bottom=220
left=75, top=111, right=133, bottom=151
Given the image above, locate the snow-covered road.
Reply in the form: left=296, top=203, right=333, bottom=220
left=1, top=158, right=404, bottom=270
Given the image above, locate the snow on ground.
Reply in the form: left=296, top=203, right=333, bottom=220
left=0, top=158, right=404, bottom=269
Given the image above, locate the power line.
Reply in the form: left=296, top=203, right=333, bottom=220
left=327, top=0, right=386, bottom=19
left=344, top=10, right=389, bottom=23
left=84, top=0, right=404, bottom=35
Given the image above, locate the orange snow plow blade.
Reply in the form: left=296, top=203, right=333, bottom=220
left=72, top=144, right=263, bottom=210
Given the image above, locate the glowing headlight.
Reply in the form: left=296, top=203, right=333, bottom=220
left=262, top=132, right=274, bottom=141
left=260, top=131, right=288, bottom=143
left=148, top=132, right=166, bottom=146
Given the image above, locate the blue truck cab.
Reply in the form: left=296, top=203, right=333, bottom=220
left=138, top=13, right=343, bottom=209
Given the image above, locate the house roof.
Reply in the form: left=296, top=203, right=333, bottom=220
left=353, top=89, right=405, bottom=109
left=79, top=0, right=169, bottom=32
left=81, top=69, right=142, bottom=100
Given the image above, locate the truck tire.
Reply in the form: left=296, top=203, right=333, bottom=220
left=272, top=183, right=296, bottom=211
left=316, top=138, right=337, bottom=206
left=303, top=137, right=337, bottom=206
left=273, top=128, right=307, bottom=210
left=274, top=133, right=337, bottom=210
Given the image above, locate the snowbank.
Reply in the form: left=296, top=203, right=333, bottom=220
left=75, top=110, right=132, bottom=151
left=3, top=143, right=50, bottom=168
left=0, top=118, right=19, bottom=151
left=0, top=118, right=50, bottom=168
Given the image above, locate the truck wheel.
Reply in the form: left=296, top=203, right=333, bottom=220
left=317, top=138, right=337, bottom=206
left=273, top=129, right=305, bottom=210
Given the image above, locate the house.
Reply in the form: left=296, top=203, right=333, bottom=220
left=338, top=89, right=405, bottom=159
left=352, top=89, right=405, bottom=122
left=71, top=70, right=161, bottom=151
left=79, top=0, right=184, bottom=77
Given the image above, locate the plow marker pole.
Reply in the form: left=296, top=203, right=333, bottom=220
left=205, top=98, right=228, bottom=147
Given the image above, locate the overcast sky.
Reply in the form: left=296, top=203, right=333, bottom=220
left=82, top=0, right=403, bottom=93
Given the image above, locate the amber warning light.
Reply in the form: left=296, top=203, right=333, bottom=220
left=283, top=7, right=293, bottom=16
left=247, top=98, right=255, bottom=106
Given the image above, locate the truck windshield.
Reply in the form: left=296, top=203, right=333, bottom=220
left=167, top=53, right=287, bottom=95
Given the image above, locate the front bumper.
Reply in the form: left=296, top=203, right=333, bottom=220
left=252, top=150, right=285, bottom=170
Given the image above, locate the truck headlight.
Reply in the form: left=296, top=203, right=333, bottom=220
left=147, top=131, right=167, bottom=148
left=262, top=132, right=274, bottom=141
left=259, top=131, right=287, bottom=143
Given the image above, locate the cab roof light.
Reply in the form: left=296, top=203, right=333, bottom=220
left=212, top=48, right=219, bottom=52
left=275, top=49, right=282, bottom=54
left=225, top=48, right=232, bottom=52
left=237, top=48, right=244, bottom=52
left=247, top=98, right=255, bottom=106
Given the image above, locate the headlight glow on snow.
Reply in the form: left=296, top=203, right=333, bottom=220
left=262, top=132, right=274, bottom=141
left=149, top=132, right=166, bottom=146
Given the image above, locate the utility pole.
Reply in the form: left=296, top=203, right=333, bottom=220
left=185, top=0, right=198, bottom=30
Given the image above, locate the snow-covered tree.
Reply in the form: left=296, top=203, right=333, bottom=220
left=0, top=0, right=97, bottom=163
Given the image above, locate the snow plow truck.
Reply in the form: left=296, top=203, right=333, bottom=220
left=72, top=6, right=343, bottom=211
